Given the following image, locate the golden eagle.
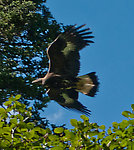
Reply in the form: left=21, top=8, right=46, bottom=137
left=32, top=24, right=99, bottom=116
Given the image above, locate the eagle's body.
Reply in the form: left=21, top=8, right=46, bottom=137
left=32, top=24, right=99, bottom=116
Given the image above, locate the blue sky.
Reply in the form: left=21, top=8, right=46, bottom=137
left=44, top=0, right=134, bottom=128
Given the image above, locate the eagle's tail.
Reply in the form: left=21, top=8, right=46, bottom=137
left=76, top=72, right=99, bottom=97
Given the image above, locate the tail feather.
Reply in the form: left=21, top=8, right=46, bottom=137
left=76, top=72, right=99, bottom=97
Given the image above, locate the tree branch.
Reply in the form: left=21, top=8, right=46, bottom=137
left=0, top=41, right=34, bottom=46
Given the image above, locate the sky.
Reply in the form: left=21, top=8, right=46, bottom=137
left=43, top=0, right=134, bottom=128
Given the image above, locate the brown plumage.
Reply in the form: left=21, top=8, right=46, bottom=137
left=32, top=24, right=99, bottom=116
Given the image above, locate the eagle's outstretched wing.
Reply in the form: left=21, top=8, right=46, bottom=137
left=32, top=24, right=99, bottom=116
left=48, top=88, right=91, bottom=116
left=47, top=24, right=94, bottom=77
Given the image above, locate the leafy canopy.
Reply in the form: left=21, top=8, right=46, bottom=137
left=0, top=0, right=61, bottom=103
left=0, top=95, right=133, bottom=149
left=0, top=0, right=62, bottom=126
left=0, top=1, right=133, bottom=149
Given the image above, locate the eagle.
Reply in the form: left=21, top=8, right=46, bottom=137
left=32, top=24, right=99, bottom=116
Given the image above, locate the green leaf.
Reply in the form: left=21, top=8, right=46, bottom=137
left=128, top=141, right=134, bottom=150
left=131, top=104, right=134, bottom=111
left=80, top=115, right=89, bottom=121
left=3, top=127, right=12, bottom=133
left=0, top=122, right=4, bottom=127
left=51, top=147, right=63, bottom=150
left=49, top=134, right=59, bottom=141
left=28, top=107, right=32, bottom=111
left=54, top=127, right=64, bottom=134
left=27, top=122, right=34, bottom=129
left=20, top=128, right=27, bottom=132
left=0, top=140, right=11, bottom=148
left=10, top=118, right=18, bottom=124
left=16, top=114, right=24, bottom=121
left=69, top=147, right=75, bottom=150
left=128, top=119, right=134, bottom=125
left=34, top=127, right=47, bottom=135
left=99, top=125, right=105, bottom=130
left=64, top=130, right=75, bottom=139
left=115, top=130, right=123, bottom=136
left=125, top=126, right=134, bottom=134
left=6, top=107, right=13, bottom=112
left=98, top=131, right=105, bottom=139
left=4, top=101, right=12, bottom=106
left=0, top=108, right=6, bottom=114
left=120, top=139, right=128, bottom=147
left=112, top=122, right=118, bottom=129
left=88, top=130, right=99, bottom=137
left=15, top=94, right=21, bottom=100
left=92, top=123, right=99, bottom=128
left=28, top=130, right=35, bottom=139
left=119, top=120, right=129, bottom=130
left=70, top=119, right=78, bottom=127
left=107, top=127, right=112, bottom=135
left=8, top=96, right=15, bottom=101
left=122, top=111, right=131, bottom=118
left=0, top=108, right=7, bottom=118
left=129, top=113, right=134, bottom=118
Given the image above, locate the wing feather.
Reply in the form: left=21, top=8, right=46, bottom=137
left=48, top=88, right=91, bottom=116
left=47, top=25, right=94, bottom=77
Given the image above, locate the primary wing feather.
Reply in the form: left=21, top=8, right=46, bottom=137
left=47, top=24, right=94, bottom=77
left=48, top=88, right=91, bottom=116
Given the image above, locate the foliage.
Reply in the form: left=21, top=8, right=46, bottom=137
left=0, top=1, right=133, bottom=149
left=0, top=0, right=62, bottom=127
left=0, top=0, right=61, bottom=103
left=0, top=95, right=133, bottom=149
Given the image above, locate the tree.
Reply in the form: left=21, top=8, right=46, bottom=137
left=0, top=0, right=61, bottom=101
left=0, top=95, right=133, bottom=149
left=1, top=1, right=133, bottom=149
left=0, top=0, right=62, bottom=125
